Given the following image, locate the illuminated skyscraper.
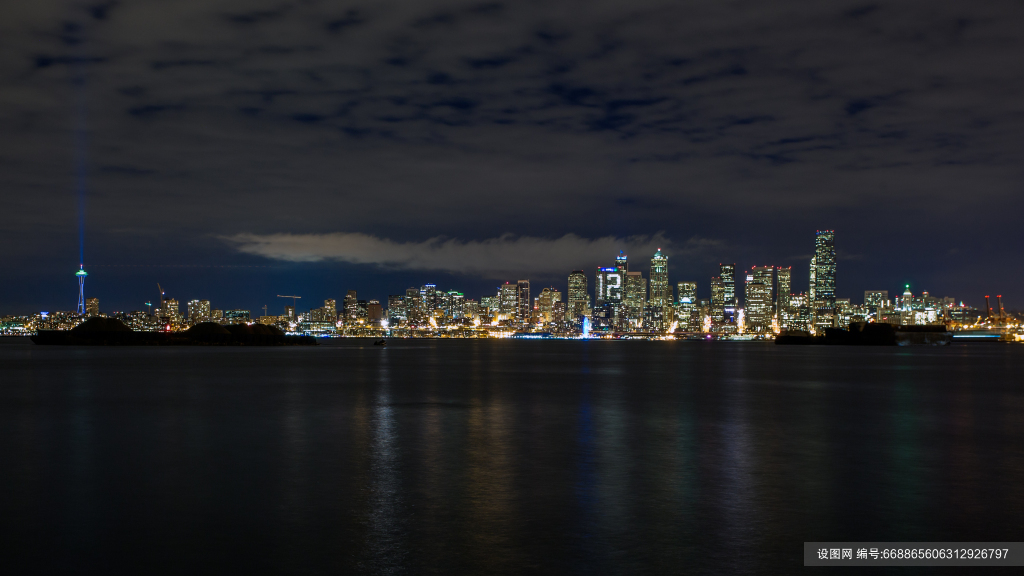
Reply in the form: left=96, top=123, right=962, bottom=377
left=386, top=295, right=405, bottom=324
left=623, top=271, right=646, bottom=330
left=649, top=249, right=670, bottom=307
left=405, top=287, right=425, bottom=325
left=324, top=299, right=337, bottom=319
left=85, top=297, right=99, bottom=317
left=710, top=277, right=726, bottom=327
left=744, top=266, right=773, bottom=333
left=567, top=270, right=590, bottom=321
left=720, top=263, right=736, bottom=323
left=344, top=290, right=359, bottom=321
left=615, top=251, right=628, bottom=272
left=813, top=230, right=836, bottom=328
left=776, top=267, right=791, bottom=313
left=367, top=300, right=383, bottom=323
left=164, top=298, right=180, bottom=320
left=537, top=287, right=561, bottom=323
left=517, top=280, right=531, bottom=325
left=676, top=281, right=698, bottom=331
left=188, top=299, right=211, bottom=322
left=595, top=267, right=623, bottom=305
left=499, top=282, right=519, bottom=318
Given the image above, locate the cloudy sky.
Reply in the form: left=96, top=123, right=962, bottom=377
left=2, top=0, right=1022, bottom=313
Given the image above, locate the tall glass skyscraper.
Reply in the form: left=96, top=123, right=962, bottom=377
left=567, top=270, right=590, bottom=320
left=720, top=263, right=736, bottom=323
left=744, top=266, right=774, bottom=333
left=813, top=230, right=836, bottom=328
left=649, top=249, right=670, bottom=307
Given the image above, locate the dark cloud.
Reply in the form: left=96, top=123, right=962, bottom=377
left=1, top=0, right=1023, bottom=312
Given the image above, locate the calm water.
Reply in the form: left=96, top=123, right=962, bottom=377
left=1, top=338, right=1023, bottom=574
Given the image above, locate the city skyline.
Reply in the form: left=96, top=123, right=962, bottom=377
left=4, top=229, right=1008, bottom=338
left=2, top=2, right=1023, bottom=314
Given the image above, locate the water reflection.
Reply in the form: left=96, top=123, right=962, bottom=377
left=1, top=340, right=1023, bottom=574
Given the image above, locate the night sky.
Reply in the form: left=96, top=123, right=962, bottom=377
left=2, top=1, right=1022, bottom=315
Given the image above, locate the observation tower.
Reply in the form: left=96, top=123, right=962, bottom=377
left=76, top=265, right=88, bottom=314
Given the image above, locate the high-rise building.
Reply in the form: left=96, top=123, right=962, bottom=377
left=344, top=290, right=359, bottom=321
left=480, top=295, right=499, bottom=313
left=445, top=291, right=465, bottom=319
left=499, top=282, right=519, bottom=318
left=537, top=287, right=561, bottom=324
left=744, top=266, right=774, bottom=333
left=85, top=297, right=99, bottom=317
left=188, top=299, right=210, bottom=322
left=324, top=299, right=337, bottom=319
left=405, top=287, right=424, bottom=325
left=421, top=284, right=439, bottom=314
left=566, top=270, right=590, bottom=321
left=649, top=249, right=670, bottom=307
left=776, top=267, right=791, bottom=313
left=163, top=298, right=180, bottom=320
left=615, top=251, right=628, bottom=272
left=813, top=230, right=836, bottom=328
left=710, top=277, right=726, bottom=327
left=676, top=281, right=698, bottom=332
left=720, top=263, right=736, bottom=323
left=387, top=295, right=406, bottom=324
left=595, top=267, right=623, bottom=305
left=367, top=300, right=383, bottom=323
left=517, top=280, right=531, bottom=325
left=622, top=271, right=646, bottom=330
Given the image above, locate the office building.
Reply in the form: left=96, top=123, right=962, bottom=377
left=623, top=271, right=646, bottom=329
left=517, top=280, right=531, bottom=325
left=720, top=263, right=737, bottom=323
left=615, top=251, right=628, bottom=272
left=344, top=290, right=359, bottom=321
left=537, top=287, right=561, bottom=324
left=676, top=281, right=698, bottom=332
left=776, top=267, right=791, bottom=313
left=567, top=270, right=590, bottom=321
left=813, top=230, right=836, bottom=328
left=499, top=282, right=519, bottom=318
left=324, top=299, right=337, bottom=318
left=649, top=249, right=670, bottom=307
left=710, top=277, right=726, bottom=328
left=405, top=287, right=425, bottom=325
left=744, top=266, right=774, bottom=333
left=595, top=267, right=623, bottom=305
left=387, top=295, right=406, bottom=324
left=367, top=300, right=382, bottom=323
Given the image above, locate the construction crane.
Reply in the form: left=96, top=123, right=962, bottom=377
left=277, top=295, right=301, bottom=319
left=157, top=283, right=166, bottom=309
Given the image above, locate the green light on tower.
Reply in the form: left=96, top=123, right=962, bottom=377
left=76, top=265, right=88, bottom=314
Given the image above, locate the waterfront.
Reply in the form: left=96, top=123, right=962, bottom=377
left=1, top=338, right=1022, bottom=574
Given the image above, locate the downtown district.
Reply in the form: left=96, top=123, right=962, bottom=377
left=2, top=230, right=1016, bottom=339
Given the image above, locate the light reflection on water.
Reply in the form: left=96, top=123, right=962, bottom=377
left=0, top=339, right=1023, bottom=574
